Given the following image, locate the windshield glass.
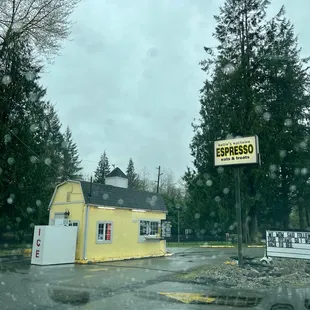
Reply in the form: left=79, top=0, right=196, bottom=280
left=1, top=0, right=310, bottom=309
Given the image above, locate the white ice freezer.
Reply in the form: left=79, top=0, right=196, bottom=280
left=31, top=225, right=78, bottom=265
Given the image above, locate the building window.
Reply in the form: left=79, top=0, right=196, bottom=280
left=139, top=220, right=159, bottom=236
left=96, top=221, right=112, bottom=243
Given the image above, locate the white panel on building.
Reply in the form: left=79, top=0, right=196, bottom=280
left=266, top=230, right=310, bottom=260
left=31, top=226, right=78, bottom=265
left=105, top=176, right=128, bottom=188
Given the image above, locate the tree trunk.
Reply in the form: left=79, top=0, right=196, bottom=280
left=250, top=204, right=258, bottom=243
left=306, top=207, right=310, bottom=228
left=298, top=203, right=306, bottom=229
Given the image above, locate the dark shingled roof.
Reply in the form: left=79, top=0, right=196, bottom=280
left=106, top=167, right=127, bottom=178
left=79, top=181, right=167, bottom=212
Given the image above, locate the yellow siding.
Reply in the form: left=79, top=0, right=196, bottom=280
left=49, top=182, right=85, bottom=260
left=85, top=206, right=167, bottom=261
left=52, top=182, right=84, bottom=204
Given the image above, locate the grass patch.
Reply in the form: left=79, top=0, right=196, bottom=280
left=0, top=243, right=30, bottom=256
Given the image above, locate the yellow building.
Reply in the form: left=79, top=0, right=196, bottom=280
left=48, top=167, right=169, bottom=263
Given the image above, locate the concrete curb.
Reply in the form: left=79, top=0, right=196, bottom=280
left=200, top=245, right=235, bottom=248
left=75, top=253, right=171, bottom=264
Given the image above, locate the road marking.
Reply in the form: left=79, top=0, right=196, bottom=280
left=89, top=268, right=108, bottom=272
left=159, top=292, right=216, bottom=304
left=57, top=278, right=74, bottom=283
left=83, top=275, right=95, bottom=279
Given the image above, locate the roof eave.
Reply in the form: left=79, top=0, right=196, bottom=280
left=86, top=203, right=166, bottom=213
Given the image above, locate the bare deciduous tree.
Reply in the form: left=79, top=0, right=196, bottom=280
left=0, top=0, right=80, bottom=56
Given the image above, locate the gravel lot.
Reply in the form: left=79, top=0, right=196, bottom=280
left=177, top=257, right=310, bottom=289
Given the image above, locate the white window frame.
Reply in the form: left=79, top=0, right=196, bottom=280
left=96, top=221, right=113, bottom=244
left=138, top=219, right=160, bottom=242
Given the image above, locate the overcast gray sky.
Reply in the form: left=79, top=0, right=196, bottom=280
left=41, top=0, right=310, bottom=182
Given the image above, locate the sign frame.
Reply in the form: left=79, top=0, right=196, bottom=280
left=266, top=229, right=310, bottom=260
left=214, top=135, right=260, bottom=167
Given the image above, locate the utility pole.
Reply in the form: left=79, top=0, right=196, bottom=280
left=176, top=205, right=180, bottom=244
left=156, top=166, right=163, bottom=193
left=234, top=167, right=243, bottom=267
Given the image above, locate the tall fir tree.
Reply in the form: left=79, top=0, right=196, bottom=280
left=126, top=158, right=139, bottom=189
left=0, top=38, right=66, bottom=239
left=60, top=126, right=82, bottom=181
left=94, top=151, right=111, bottom=184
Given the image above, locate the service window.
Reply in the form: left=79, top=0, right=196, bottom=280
left=96, top=221, right=113, bottom=244
left=139, top=220, right=160, bottom=237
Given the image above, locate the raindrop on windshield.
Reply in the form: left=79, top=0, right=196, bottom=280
left=254, top=105, right=263, bottom=113
left=263, top=112, right=271, bottom=121
left=206, top=180, right=213, bottom=187
left=24, top=71, right=36, bottom=81
left=269, top=164, right=277, bottom=172
left=279, top=150, right=287, bottom=158
left=7, top=198, right=13, bottom=204
left=2, top=75, right=11, bottom=85
left=215, top=196, right=221, bottom=203
left=4, top=134, right=11, bottom=143
left=103, top=194, right=109, bottom=200
left=118, top=199, right=124, bottom=205
left=289, top=185, right=296, bottom=192
left=195, top=213, right=200, bottom=219
left=29, top=92, right=38, bottom=102
left=7, top=157, right=15, bottom=165
left=223, top=188, right=230, bottom=195
left=36, top=200, right=42, bottom=207
left=217, top=167, right=224, bottom=174
left=30, top=156, right=38, bottom=163
left=301, top=168, right=308, bottom=175
left=44, top=158, right=51, bottom=165
left=30, top=124, right=38, bottom=132
left=300, top=141, right=307, bottom=149
left=284, top=119, right=293, bottom=127
left=223, top=63, right=235, bottom=75
left=196, top=179, right=203, bottom=186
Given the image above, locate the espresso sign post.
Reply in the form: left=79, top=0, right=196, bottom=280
left=214, top=136, right=260, bottom=266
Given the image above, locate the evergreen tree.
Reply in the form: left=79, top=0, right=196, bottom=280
left=184, top=0, right=310, bottom=242
left=0, top=38, right=66, bottom=239
left=60, top=126, right=82, bottom=181
left=94, top=152, right=110, bottom=184
left=126, top=158, right=139, bottom=189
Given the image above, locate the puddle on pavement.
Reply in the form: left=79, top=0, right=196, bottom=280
left=48, top=286, right=90, bottom=305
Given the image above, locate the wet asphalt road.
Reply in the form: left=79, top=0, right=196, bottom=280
left=0, top=247, right=265, bottom=310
